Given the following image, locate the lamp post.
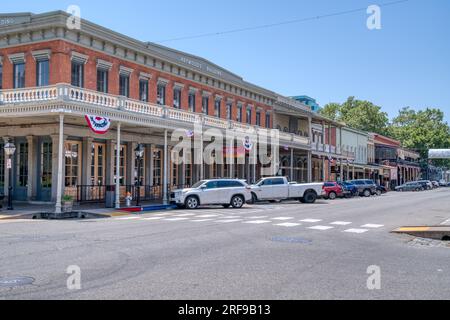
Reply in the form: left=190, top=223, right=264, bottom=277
left=4, top=141, right=16, bottom=211
left=134, top=144, right=144, bottom=207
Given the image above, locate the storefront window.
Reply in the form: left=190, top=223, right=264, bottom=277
left=114, top=145, right=126, bottom=186
left=17, top=143, right=28, bottom=187
left=41, top=142, right=52, bottom=188
left=65, top=142, right=81, bottom=187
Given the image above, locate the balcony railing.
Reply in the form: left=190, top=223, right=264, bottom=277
left=1, top=84, right=311, bottom=146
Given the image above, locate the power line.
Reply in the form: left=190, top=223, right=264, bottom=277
left=156, top=0, right=411, bottom=43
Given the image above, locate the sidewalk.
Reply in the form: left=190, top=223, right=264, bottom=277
left=0, top=202, right=175, bottom=220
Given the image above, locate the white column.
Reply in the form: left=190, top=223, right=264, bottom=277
left=55, top=114, right=64, bottom=214
left=2, top=136, right=10, bottom=197
left=115, top=123, right=121, bottom=209
left=307, top=151, right=312, bottom=183
left=290, top=148, right=294, bottom=181
left=163, top=129, right=168, bottom=204
left=26, top=136, right=36, bottom=201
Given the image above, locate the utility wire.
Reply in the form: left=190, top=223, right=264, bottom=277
left=156, top=0, right=411, bottom=43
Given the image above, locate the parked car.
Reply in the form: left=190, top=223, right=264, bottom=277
left=323, top=182, right=345, bottom=200
left=439, top=180, right=448, bottom=187
left=170, top=179, right=252, bottom=209
left=348, top=179, right=377, bottom=197
left=395, top=182, right=424, bottom=192
left=431, top=181, right=440, bottom=188
left=250, top=177, right=325, bottom=204
left=375, top=184, right=388, bottom=196
left=417, top=180, right=433, bottom=190
left=338, top=181, right=358, bottom=198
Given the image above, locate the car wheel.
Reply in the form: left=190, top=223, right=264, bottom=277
left=299, top=197, right=306, bottom=203
left=328, top=192, right=337, bottom=200
left=231, top=195, right=245, bottom=209
left=376, top=190, right=382, bottom=196
left=303, top=191, right=317, bottom=204
left=363, top=189, right=371, bottom=197
left=185, top=196, right=199, bottom=209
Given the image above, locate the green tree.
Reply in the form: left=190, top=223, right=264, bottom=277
left=320, top=97, right=389, bottom=134
left=388, top=107, right=450, bottom=164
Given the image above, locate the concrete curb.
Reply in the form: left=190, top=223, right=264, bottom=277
left=392, top=226, right=450, bottom=241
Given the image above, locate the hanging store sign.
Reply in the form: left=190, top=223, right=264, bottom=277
left=85, top=115, right=111, bottom=134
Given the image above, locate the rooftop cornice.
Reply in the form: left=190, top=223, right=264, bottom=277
left=0, top=11, right=278, bottom=103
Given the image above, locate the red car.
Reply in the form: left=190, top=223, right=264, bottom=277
left=322, top=182, right=344, bottom=200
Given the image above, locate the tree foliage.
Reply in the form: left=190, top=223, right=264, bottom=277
left=388, top=107, right=450, bottom=163
left=320, top=97, right=389, bottom=134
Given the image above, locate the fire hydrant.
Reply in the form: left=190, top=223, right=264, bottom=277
left=125, top=192, right=132, bottom=207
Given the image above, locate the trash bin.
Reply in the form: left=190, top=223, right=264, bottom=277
left=105, top=186, right=115, bottom=208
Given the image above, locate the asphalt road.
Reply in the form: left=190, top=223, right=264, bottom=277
left=0, top=188, right=449, bottom=300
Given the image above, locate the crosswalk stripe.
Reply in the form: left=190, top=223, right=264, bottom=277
left=244, top=220, right=272, bottom=224
left=300, top=219, right=323, bottom=223
left=274, top=223, right=301, bottom=227
left=164, top=218, right=190, bottom=221
left=344, top=228, right=369, bottom=234
left=272, top=217, right=294, bottom=221
left=215, top=219, right=243, bottom=223
left=191, top=219, right=214, bottom=222
left=115, top=216, right=141, bottom=220
left=330, top=221, right=352, bottom=226
left=361, top=224, right=384, bottom=229
left=142, top=217, right=165, bottom=221
left=308, top=225, right=334, bottom=231
left=196, top=214, right=221, bottom=218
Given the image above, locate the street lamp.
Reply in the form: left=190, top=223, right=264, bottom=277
left=4, top=141, right=16, bottom=210
left=134, top=144, right=144, bottom=207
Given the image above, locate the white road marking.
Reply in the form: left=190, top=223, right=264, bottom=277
left=272, top=217, right=294, bottom=221
left=308, top=225, right=334, bottom=231
left=441, top=219, right=450, bottom=225
left=216, top=219, right=243, bottom=223
left=115, top=216, right=141, bottom=220
left=274, top=223, right=302, bottom=227
left=142, top=217, right=165, bottom=221
left=222, top=216, right=242, bottom=219
left=247, top=216, right=268, bottom=219
left=196, top=214, right=220, bottom=218
left=330, top=221, right=352, bottom=226
left=191, top=219, right=214, bottom=222
left=344, top=228, right=369, bottom=234
left=244, top=220, right=272, bottom=224
left=164, top=218, right=190, bottom=221
left=300, top=219, right=323, bottom=223
left=173, top=213, right=196, bottom=217
left=361, top=224, right=384, bottom=229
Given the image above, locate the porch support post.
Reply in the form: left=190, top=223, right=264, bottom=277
left=229, top=138, right=234, bottom=178
left=26, top=136, right=36, bottom=201
left=81, top=137, right=94, bottom=201
left=115, top=123, right=121, bottom=209
left=163, top=129, right=168, bottom=204
left=146, top=144, right=154, bottom=187
left=55, top=114, right=64, bottom=215
left=126, top=141, right=136, bottom=187
left=2, top=137, right=10, bottom=197
left=307, top=151, right=312, bottom=183
left=290, top=148, right=294, bottom=181
left=322, top=157, right=326, bottom=182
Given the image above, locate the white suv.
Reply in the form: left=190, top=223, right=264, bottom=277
left=170, top=179, right=252, bottom=209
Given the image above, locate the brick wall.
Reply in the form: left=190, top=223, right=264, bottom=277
left=0, top=39, right=272, bottom=128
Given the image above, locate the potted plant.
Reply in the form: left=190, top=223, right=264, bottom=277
left=62, top=195, right=74, bottom=213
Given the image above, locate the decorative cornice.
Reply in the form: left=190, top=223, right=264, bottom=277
left=71, top=51, right=88, bottom=64
left=157, top=77, right=169, bottom=85
left=202, top=90, right=212, bottom=97
left=173, top=82, right=185, bottom=89
left=8, top=52, right=26, bottom=64
left=31, top=49, right=51, bottom=61
left=97, top=59, right=113, bottom=71
left=119, top=65, right=133, bottom=76
left=139, top=72, right=152, bottom=80
left=189, top=86, right=198, bottom=93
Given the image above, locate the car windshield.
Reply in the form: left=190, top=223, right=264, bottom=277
left=191, top=181, right=207, bottom=189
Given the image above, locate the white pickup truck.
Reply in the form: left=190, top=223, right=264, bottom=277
left=250, top=177, right=325, bottom=204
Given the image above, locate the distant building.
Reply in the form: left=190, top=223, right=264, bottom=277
left=291, top=96, right=321, bottom=113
